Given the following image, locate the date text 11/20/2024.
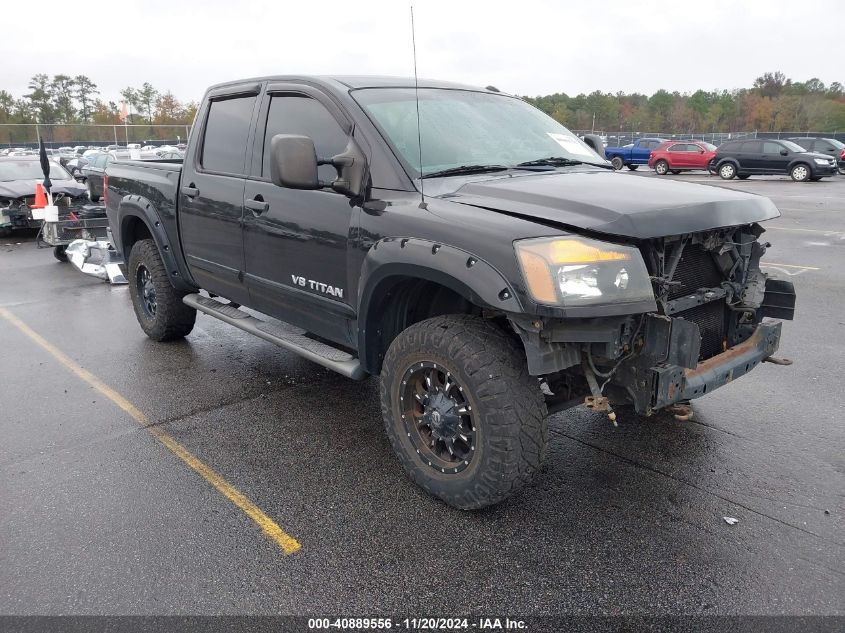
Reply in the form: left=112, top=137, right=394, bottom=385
left=307, top=618, right=528, bottom=630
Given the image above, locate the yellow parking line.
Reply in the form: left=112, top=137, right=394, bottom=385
left=760, top=262, right=820, bottom=270
left=0, top=307, right=301, bottom=555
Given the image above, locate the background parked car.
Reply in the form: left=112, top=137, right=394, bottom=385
left=788, top=137, right=845, bottom=175
left=81, top=152, right=110, bottom=201
left=648, top=140, right=717, bottom=175
left=712, top=139, right=837, bottom=182
left=64, top=156, right=89, bottom=180
left=605, top=137, right=665, bottom=170
left=0, top=156, right=87, bottom=234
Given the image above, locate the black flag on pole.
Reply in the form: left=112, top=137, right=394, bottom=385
left=38, top=136, right=52, bottom=193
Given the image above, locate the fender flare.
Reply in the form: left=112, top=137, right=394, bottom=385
left=356, top=237, right=522, bottom=373
left=117, top=195, right=197, bottom=291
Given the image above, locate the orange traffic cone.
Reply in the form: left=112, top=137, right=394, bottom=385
left=33, top=183, right=48, bottom=208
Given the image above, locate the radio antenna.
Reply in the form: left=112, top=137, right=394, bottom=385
left=411, top=6, right=426, bottom=208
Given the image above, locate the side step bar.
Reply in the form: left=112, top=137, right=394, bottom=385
left=183, top=294, right=366, bottom=380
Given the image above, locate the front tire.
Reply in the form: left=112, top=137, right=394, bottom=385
left=790, top=163, right=810, bottom=182
left=127, top=239, right=196, bottom=341
left=738, top=174, right=751, bottom=180
left=380, top=315, right=548, bottom=510
left=611, top=156, right=624, bottom=170
left=654, top=160, right=669, bottom=175
left=719, top=162, right=737, bottom=180
left=627, top=164, right=639, bottom=171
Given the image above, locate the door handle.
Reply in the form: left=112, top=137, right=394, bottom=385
left=245, top=197, right=269, bottom=214
left=181, top=185, right=199, bottom=198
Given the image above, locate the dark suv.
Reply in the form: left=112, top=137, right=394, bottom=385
left=788, top=137, right=845, bottom=174
left=713, top=139, right=837, bottom=182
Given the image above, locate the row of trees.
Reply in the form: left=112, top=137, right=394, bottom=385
left=2, top=71, right=844, bottom=140
left=0, top=74, right=198, bottom=129
left=527, top=72, right=845, bottom=134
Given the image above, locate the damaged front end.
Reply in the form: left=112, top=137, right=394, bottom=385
left=1, top=191, right=89, bottom=232
left=513, top=224, right=795, bottom=416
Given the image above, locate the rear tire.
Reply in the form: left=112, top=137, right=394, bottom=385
left=53, top=245, right=68, bottom=262
left=654, top=160, right=669, bottom=175
left=719, top=162, right=737, bottom=180
left=127, top=239, right=196, bottom=341
left=627, top=164, right=639, bottom=171
left=790, top=163, right=810, bottom=182
left=611, top=156, right=624, bottom=170
left=380, top=315, right=548, bottom=510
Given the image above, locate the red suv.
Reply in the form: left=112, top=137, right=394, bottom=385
left=648, top=140, right=718, bottom=175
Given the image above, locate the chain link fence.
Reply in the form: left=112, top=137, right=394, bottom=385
left=573, top=130, right=760, bottom=148
left=0, top=123, right=192, bottom=148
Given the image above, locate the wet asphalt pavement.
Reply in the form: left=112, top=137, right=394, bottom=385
left=0, top=173, right=843, bottom=617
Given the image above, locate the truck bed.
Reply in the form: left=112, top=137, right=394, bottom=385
left=105, top=159, right=184, bottom=263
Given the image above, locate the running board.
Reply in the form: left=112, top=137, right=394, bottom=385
left=183, top=294, right=366, bottom=380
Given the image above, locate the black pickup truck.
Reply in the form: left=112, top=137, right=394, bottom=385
left=105, top=76, right=795, bottom=509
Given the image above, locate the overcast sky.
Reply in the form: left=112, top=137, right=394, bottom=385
left=2, top=0, right=842, bottom=102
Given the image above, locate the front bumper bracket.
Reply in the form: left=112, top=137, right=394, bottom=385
left=651, top=321, right=782, bottom=410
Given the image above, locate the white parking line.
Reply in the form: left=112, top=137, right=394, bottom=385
left=765, top=225, right=845, bottom=238
left=760, top=263, right=819, bottom=276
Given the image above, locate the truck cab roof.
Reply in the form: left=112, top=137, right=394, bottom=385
left=206, top=75, right=507, bottom=95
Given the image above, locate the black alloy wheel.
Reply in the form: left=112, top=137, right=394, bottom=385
left=400, top=361, right=476, bottom=474
left=137, top=264, right=157, bottom=318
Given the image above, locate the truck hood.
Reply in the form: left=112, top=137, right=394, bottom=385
left=0, top=179, right=87, bottom=199
left=446, top=171, right=779, bottom=239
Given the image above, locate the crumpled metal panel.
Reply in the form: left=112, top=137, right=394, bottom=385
left=65, top=239, right=127, bottom=284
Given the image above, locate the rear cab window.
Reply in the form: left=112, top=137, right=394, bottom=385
left=201, top=95, right=257, bottom=175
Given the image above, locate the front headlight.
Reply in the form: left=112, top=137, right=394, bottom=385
left=514, top=236, right=655, bottom=307
left=813, top=158, right=831, bottom=165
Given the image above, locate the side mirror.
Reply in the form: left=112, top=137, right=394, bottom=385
left=326, top=137, right=370, bottom=200
left=269, top=134, right=320, bottom=190
left=269, top=133, right=370, bottom=201
left=780, top=149, right=788, bottom=156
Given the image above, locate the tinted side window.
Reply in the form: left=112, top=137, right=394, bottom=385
left=668, top=144, right=686, bottom=152
left=740, top=141, right=762, bottom=153
left=763, top=142, right=783, bottom=154
left=792, top=139, right=812, bottom=150
left=201, top=95, right=256, bottom=175
left=262, top=95, right=348, bottom=180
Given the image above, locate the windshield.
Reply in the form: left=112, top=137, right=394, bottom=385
left=0, top=160, right=71, bottom=182
left=827, top=139, right=845, bottom=150
left=352, top=88, right=607, bottom=177
left=781, top=140, right=807, bottom=153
